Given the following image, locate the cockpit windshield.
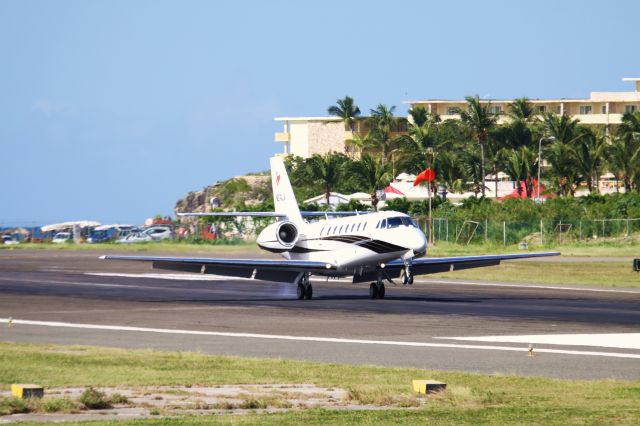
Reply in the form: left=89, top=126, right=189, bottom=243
left=385, top=216, right=418, bottom=228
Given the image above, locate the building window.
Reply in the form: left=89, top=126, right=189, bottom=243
left=446, top=107, right=458, bottom=115
left=554, top=106, right=562, bottom=114
left=625, top=105, right=637, bottom=113
left=536, top=105, right=546, bottom=113
left=579, top=105, right=592, bottom=115
left=490, top=105, right=502, bottom=115
left=601, top=105, right=607, bottom=114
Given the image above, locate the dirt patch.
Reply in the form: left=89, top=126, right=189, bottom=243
left=1, top=384, right=412, bottom=423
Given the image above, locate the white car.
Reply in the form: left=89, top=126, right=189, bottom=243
left=2, top=235, right=19, bottom=245
left=52, top=232, right=72, bottom=244
left=116, top=232, right=153, bottom=244
left=142, top=226, right=173, bottom=241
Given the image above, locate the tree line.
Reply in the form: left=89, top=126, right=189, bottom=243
left=284, top=95, right=640, bottom=210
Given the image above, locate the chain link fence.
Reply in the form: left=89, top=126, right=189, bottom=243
left=420, top=217, right=640, bottom=246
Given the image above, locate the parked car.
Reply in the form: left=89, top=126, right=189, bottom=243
left=2, top=235, right=19, bottom=245
left=116, top=232, right=153, bottom=244
left=52, top=232, right=72, bottom=244
left=141, top=226, right=173, bottom=241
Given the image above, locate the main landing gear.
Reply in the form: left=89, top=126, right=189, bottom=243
left=296, top=272, right=313, bottom=300
left=369, top=271, right=386, bottom=299
left=369, top=282, right=385, bottom=299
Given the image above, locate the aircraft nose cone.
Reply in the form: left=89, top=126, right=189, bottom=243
left=413, top=229, right=427, bottom=255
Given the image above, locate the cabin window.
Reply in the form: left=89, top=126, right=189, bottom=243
left=320, top=227, right=325, bottom=236
left=379, top=219, right=387, bottom=229
left=350, top=223, right=355, bottom=232
left=339, top=225, right=344, bottom=234
left=356, top=223, right=361, bottom=231
left=363, top=222, right=367, bottom=230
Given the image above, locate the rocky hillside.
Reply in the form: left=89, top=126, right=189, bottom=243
left=174, top=174, right=271, bottom=219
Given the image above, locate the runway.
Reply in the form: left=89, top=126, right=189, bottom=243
left=1, top=250, right=640, bottom=380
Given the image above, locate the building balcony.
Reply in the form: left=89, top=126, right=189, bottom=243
left=275, top=132, right=290, bottom=142
left=572, top=113, right=623, bottom=125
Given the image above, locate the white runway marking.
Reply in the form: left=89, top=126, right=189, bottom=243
left=3, top=318, right=640, bottom=359
left=423, top=278, right=640, bottom=294
left=87, top=272, right=640, bottom=294
left=439, top=333, right=640, bottom=350
left=86, top=272, right=249, bottom=281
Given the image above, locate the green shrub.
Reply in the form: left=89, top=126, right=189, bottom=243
left=0, top=397, right=30, bottom=415
left=109, top=393, right=129, bottom=404
left=79, top=387, right=112, bottom=409
left=43, top=397, right=76, bottom=413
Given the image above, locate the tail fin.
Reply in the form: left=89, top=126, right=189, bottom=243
left=270, top=157, right=303, bottom=224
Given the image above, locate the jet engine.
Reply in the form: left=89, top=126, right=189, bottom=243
left=275, top=221, right=299, bottom=248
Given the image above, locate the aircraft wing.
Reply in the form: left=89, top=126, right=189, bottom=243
left=100, top=255, right=336, bottom=283
left=389, top=252, right=560, bottom=275
left=353, top=252, right=560, bottom=282
left=178, top=211, right=370, bottom=218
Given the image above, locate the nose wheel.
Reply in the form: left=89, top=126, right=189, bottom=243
left=401, top=273, right=414, bottom=285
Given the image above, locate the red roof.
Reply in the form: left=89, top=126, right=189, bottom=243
left=384, top=185, right=404, bottom=195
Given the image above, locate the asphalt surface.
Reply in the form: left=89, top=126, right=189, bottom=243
left=1, top=250, right=640, bottom=380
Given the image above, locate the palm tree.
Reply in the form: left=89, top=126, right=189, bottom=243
left=545, top=141, right=580, bottom=196
left=344, top=131, right=370, bottom=160
left=434, top=151, right=467, bottom=198
left=500, top=146, right=538, bottom=197
left=508, top=97, right=536, bottom=121
left=611, top=111, right=640, bottom=191
left=350, top=154, right=391, bottom=211
left=367, top=104, right=398, bottom=165
left=459, top=95, right=497, bottom=197
left=574, top=126, right=608, bottom=193
left=327, top=96, right=361, bottom=131
left=305, top=153, right=348, bottom=208
left=542, top=112, right=580, bottom=145
left=397, top=119, right=437, bottom=174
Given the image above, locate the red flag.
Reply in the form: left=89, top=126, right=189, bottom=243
left=413, top=168, right=435, bottom=186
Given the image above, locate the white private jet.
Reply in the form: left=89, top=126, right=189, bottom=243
left=102, top=157, right=559, bottom=299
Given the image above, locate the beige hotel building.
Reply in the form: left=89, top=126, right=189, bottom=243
left=274, top=78, right=640, bottom=159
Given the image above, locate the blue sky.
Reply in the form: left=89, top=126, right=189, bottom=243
left=1, top=0, right=640, bottom=224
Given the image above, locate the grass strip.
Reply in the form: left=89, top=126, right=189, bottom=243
left=429, top=260, right=639, bottom=288
left=1, top=342, right=639, bottom=425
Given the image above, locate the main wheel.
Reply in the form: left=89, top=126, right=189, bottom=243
left=377, top=283, right=385, bottom=299
left=408, top=275, right=414, bottom=285
left=297, top=283, right=305, bottom=300
left=304, top=284, right=313, bottom=300
left=402, top=274, right=409, bottom=285
left=369, top=283, right=378, bottom=299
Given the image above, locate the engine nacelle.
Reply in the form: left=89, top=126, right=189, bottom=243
left=256, top=221, right=300, bottom=253
left=275, top=221, right=299, bottom=248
